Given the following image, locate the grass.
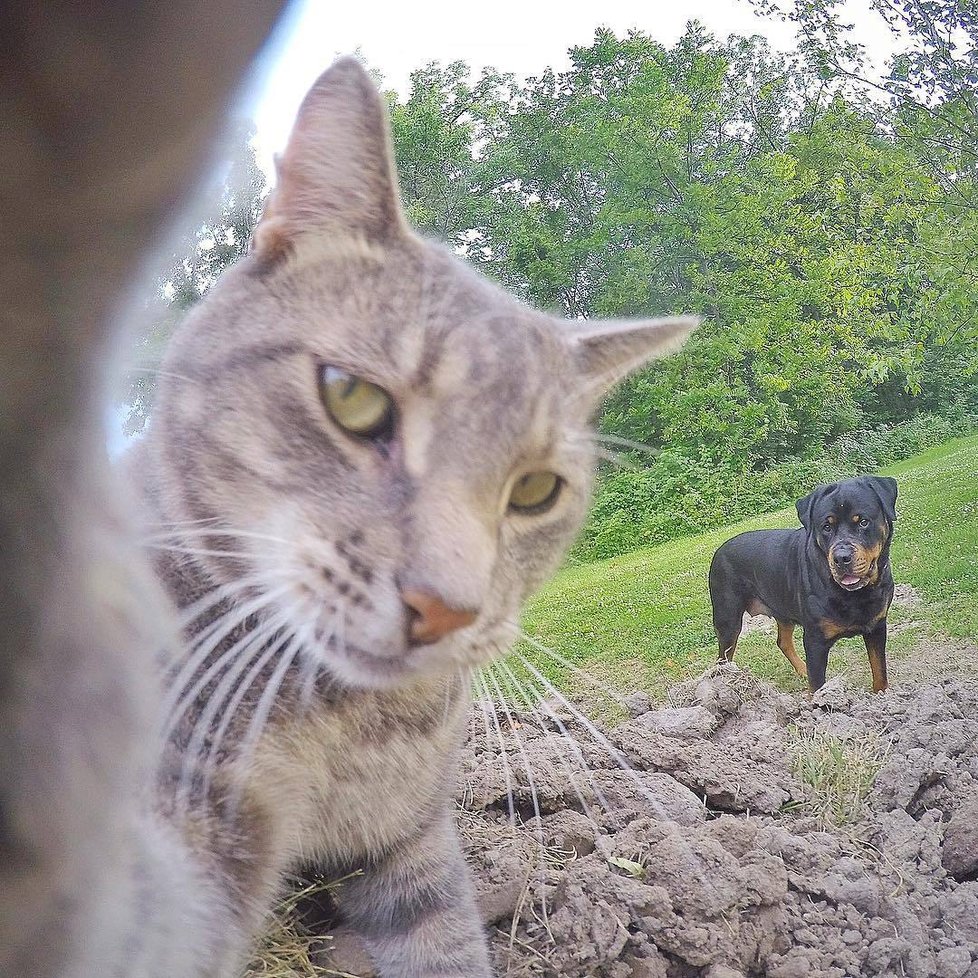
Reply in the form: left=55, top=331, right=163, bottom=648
left=785, top=726, right=888, bottom=826
left=520, top=433, right=978, bottom=700
left=247, top=877, right=357, bottom=978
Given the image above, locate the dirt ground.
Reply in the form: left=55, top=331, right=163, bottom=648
left=316, top=653, right=978, bottom=978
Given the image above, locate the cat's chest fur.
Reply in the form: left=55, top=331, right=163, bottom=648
left=246, top=677, right=468, bottom=869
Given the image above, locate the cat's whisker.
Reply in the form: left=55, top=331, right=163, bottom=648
left=563, top=433, right=647, bottom=469
left=145, top=543, right=262, bottom=561
left=587, top=432, right=663, bottom=458
left=473, top=672, right=517, bottom=827
left=511, top=626, right=632, bottom=712
left=126, top=365, right=202, bottom=385
left=142, top=526, right=295, bottom=549
left=199, top=626, right=297, bottom=803
left=167, top=578, right=288, bottom=670
left=170, top=576, right=272, bottom=635
left=445, top=669, right=466, bottom=727
left=481, top=666, right=550, bottom=926
left=141, top=515, right=224, bottom=528
left=162, top=585, right=292, bottom=727
left=171, top=576, right=288, bottom=655
left=298, top=605, right=341, bottom=711
left=175, top=624, right=285, bottom=816
left=595, top=447, right=637, bottom=469
left=512, top=650, right=713, bottom=890
left=225, top=631, right=304, bottom=815
left=493, top=657, right=609, bottom=835
left=168, top=608, right=290, bottom=766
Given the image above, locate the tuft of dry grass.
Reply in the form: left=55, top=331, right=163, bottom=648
left=786, top=725, right=889, bottom=827
left=246, top=877, right=359, bottom=978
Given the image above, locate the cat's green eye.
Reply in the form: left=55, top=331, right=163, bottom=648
left=319, top=366, right=395, bottom=441
left=509, top=471, right=562, bottom=514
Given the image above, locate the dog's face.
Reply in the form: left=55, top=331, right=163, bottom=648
left=796, top=476, right=898, bottom=591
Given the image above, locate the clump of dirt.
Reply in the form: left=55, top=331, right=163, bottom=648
left=317, top=666, right=978, bottom=978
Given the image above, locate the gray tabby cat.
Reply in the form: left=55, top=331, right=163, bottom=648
left=130, top=56, right=696, bottom=978
left=0, top=9, right=693, bottom=976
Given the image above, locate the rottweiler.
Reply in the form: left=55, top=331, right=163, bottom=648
left=708, top=476, right=898, bottom=692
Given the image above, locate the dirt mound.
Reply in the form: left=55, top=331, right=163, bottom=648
left=318, top=667, right=978, bottom=977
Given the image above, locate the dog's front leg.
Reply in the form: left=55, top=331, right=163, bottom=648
left=802, top=630, right=832, bottom=692
left=863, top=620, right=888, bottom=693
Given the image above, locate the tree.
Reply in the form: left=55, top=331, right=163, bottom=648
left=122, top=121, right=268, bottom=435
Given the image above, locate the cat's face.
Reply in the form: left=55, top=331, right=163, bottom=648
left=153, top=58, right=695, bottom=690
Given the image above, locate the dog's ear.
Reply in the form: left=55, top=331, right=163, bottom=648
left=864, top=475, right=898, bottom=523
left=796, top=484, right=831, bottom=530
left=796, top=488, right=818, bottom=530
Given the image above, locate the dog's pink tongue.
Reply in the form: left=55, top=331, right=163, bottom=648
left=841, top=574, right=860, bottom=586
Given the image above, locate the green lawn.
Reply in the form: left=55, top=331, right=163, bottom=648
left=518, top=433, right=978, bottom=702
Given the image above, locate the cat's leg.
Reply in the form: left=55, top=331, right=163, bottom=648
left=338, top=813, right=492, bottom=978
left=0, top=5, right=284, bottom=976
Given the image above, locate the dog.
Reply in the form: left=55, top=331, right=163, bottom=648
left=708, top=476, right=898, bottom=692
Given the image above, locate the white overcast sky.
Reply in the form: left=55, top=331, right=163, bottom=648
left=243, top=0, right=895, bottom=175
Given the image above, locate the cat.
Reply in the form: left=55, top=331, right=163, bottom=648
left=128, top=55, right=696, bottom=978
left=0, top=10, right=695, bottom=978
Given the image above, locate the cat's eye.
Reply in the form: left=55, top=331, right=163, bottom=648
left=509, top=471, right=562, bottom=514
left=319, top=366, right=395, bottom=441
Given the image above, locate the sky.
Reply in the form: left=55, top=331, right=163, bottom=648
left=244, top=0, right=897, bottom=176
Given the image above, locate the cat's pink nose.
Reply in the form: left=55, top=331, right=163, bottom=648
left=401, top=589, right=477, bottom=646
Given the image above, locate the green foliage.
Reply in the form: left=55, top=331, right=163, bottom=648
left=123, top=122, right=268, bottom=435
left=574, top=409, right=977, bottom=561
left=122, top=28, right=978, bottom=558
left=786, top=727, right=885, bottom=826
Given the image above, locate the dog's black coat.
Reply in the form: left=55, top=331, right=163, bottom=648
left=708, top=476, right=898, bottom=691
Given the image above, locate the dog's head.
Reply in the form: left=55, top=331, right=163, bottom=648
left=796, top=476, right=898, bottom=591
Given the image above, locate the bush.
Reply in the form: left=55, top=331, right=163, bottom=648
left=572, top=411, right=978, bottom=563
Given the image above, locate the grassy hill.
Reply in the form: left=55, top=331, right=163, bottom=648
left=519, top=433, right=978, bottom=702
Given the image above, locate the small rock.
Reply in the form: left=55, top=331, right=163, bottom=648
left=937, top=947, right=973, bottom=978
left=592, top=769, right=706, bottom=825
left=540, top=809, right=598, bottom=857
left=812, top=676, right=850, bottom=710
left=943, top=796, right=978, bottom=881
left=624, top=691, right=652, bottom=717
left=695, top=676, right=743, bottom=716
left=704, top=966, right=747, bottom=978
left=316, top=929, right=375, bottom=977
left=476, top=874, right=529, bottom=926
left=643, top=705, right=720, bottom=740
left=622, top=950, right=669, bottom=978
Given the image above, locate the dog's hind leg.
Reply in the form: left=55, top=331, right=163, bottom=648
left=712, top=602, right=744, bottom=664
left=776, top=620, right=807, bottom=680
left=709, top=556, right=746, bottom=665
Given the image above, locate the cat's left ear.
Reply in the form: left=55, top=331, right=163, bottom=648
left=252, top=57, right=406, bottom=261
left=567, top=316, right=699, bottom=399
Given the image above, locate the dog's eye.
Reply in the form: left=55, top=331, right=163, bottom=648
left=319, top=366, right=395, bottom=442
left=859, top=517, right=871, bottom=528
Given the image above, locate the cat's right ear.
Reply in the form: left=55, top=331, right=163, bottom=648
left=251, top=57, right=407, bottom=260
left=567, top=316, right=699, bottom=404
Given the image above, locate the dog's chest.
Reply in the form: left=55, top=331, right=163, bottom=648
left=813, top=585, right=892, bottom=637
